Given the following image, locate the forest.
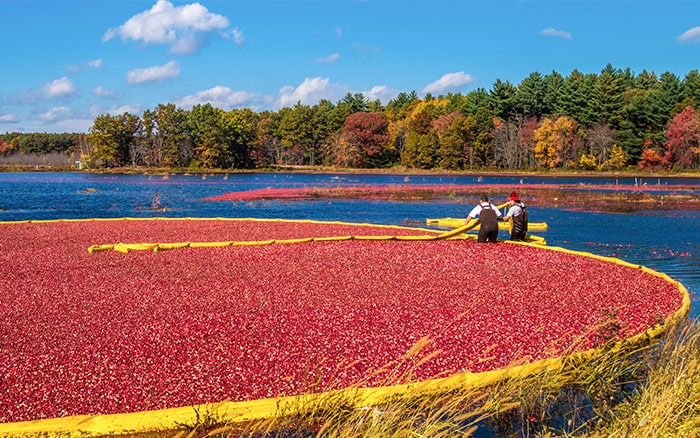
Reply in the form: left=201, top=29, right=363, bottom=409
left=1, top=64, right=699, bottom=171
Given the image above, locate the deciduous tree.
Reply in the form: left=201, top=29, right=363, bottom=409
left=638, top=145, right=665, bottom=171
left=89, top=113, right=141, bottom=167
left=663, top=105, right=700, bottom=169
left=534, top=116, right=581, bottom=168
left=155, top=103, right=193, bottom=167
left=600, top=144, right=628, bottom=170
left=278, top=103, right=314, bottom=165
left=189, top=104, right=228, bottom=168
left=253, top=111, right=282, bottom=166
left=340, top=112, right=390, bottom=168
left=585, top=122, right=616, bottom=165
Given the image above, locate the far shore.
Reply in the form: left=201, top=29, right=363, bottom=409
left=2, top=163, right=700, bottom=179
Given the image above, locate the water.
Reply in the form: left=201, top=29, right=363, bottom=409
left=1, top=172, right=698, bottom=318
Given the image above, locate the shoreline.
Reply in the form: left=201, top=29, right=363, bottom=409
left=1, top=163, right=700, bottom=179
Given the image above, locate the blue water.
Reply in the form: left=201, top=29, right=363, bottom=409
left=1, top=172, right=698, bottom=318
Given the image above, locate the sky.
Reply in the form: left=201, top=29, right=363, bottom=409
left=1, top=0, right=699, bottom=134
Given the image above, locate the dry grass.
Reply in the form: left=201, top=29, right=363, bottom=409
left=131, top=317, right=698, bottom=438
left=600, top=317, right=700, bottom=437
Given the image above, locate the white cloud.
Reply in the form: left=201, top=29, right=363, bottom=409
left=362, top=85, right=400, bottom=103
left=0, top=113, right=19, bottom=123
left=175, top=85, right=267, bottom=110
left=66, top=58, right=103, bottom=74
left=422, top=71, right=475, bottom=94
left=314, top=53, right=340, bottom=64
left=36, top=106, right=73, bottom=122
left=230, top=27, right=244, bottom=46
left=88, top=103, right=141, bottom=118
left=540, top=27, right=572, bottom=40
left=678, top=26, right=700, bottom=44
left=275, top=77, right=344, bottom=109
left=44, top=77, right=78, bottom=98
left=106, top=104, right=142, bottom=116
left=92, top=86, right=120, bottom=99
left=103, top=0, right=231, bottom=55
left=87, top=59, right=103, bottom=68
left=126, top=60, right=180, bottom=84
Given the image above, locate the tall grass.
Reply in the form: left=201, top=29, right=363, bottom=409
left=161, top=317, right=698, bottom=438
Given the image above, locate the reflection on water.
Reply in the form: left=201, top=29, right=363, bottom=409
left=1, top=172, right=698, bottom=318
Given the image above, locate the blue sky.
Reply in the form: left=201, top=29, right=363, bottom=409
left=1, top=0, right=699, bottom=134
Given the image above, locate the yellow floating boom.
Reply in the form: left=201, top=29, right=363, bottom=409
left=426, top=217, right=549, bottom=231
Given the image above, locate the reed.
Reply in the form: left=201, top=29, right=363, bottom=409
left=598, top=317, right=700, bottom=437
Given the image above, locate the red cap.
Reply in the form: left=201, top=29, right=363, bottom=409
left=508, top=191, right=519, bottom=201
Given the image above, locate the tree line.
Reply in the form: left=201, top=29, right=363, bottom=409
left=2, top=64, right=699, bottom=171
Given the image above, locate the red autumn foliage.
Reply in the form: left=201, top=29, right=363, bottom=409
left=0, top=220, right=684, bottom=423
left=342, top=112, right=391, bottom=168
left=638, top=148, right=666, bottom=171
left=663, top=105, right=700, bottom=169
left=0, top=139, right=15, bottom=156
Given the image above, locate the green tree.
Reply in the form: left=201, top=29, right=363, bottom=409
left=253, top=110, right=282, bottom=166
left=189, top=104, right=228, bottom=168
left=386, top=91, right=418, bottom=119
left=433, top=112, right=461, bottom=169
left=636, top=69, right=659, bottom=90
left=560, top=69, right=596, bottom=127
left=463, top=87, right=491, bottom=117
left=89, top=112, right=141, bottom=167
left=490, top=79, right=518, bottom=121
left=593, top=64, right=627, bottom=130
left=311, top=99, right=343, bottom=166
left=223, top=108, right=257, bottom=169
left=657, top=72, right=683, bottom=120
left=515, top=71, right=547, bottom=119
left=402, top=130, right=438, bottom=169
left=140, top=109, right=162, bottom=167
left=437, top=113, right=477, bottom=170
left=681, top=70, right=700, bottom=107
left=443, top=92, right=470, bottom=114
left=472, top=106, right=496, bottom=166
left=155, top=103, right=193, bottom=167
left=367, top=99, right=384, bottom=112
left=338, top=92, right=369, bottom=115
left=278, top=103, right=315, bottom=165
left=619, top=86, right=670, bottom=159
left=543, top=71, right=565, bottom=117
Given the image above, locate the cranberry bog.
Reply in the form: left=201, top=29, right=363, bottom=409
left=202, top=183, right=699, bottom=212
left=0, top=218, right=690, bottom=436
